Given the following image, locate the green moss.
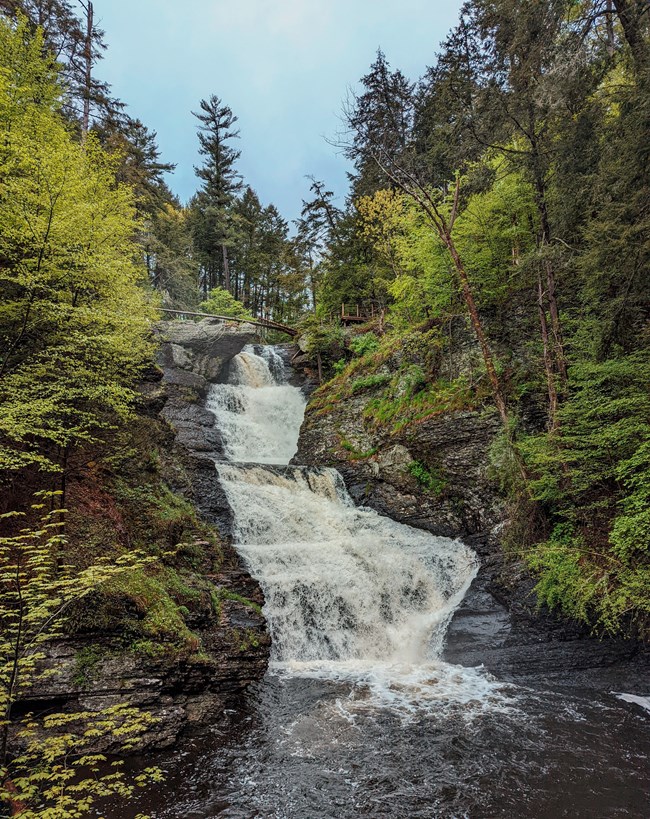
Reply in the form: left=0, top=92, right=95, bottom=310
left=308, top=326, right=486, bottom=435
left=213, top=587, right=262, bottom=616
left=73, top=645, right=106, bottom=686
left=407, top=461, right=447, bottom=495
left=339, top=436, right=378, bottom=461
left=231, top=627, right=261, bottom=652
left=350, top=373, right=391, bottom=394
left=114, top=572, right=196, bottom=640
left=128, top=638, right=167, bottom=658
left=364, top=377, right=482, bottom=434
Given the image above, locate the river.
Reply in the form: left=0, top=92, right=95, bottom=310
left=136, top=344, right=649, bottom=819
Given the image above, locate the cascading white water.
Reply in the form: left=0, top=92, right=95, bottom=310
left=206, top=346, right=306, bottom=464
left=210, top=345, right=500, bottom=709
left=217, top=464, right=477, bottom=665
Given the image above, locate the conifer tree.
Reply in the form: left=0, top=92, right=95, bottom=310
left=0, top=0, right=121, bottom=127
left=347, top=49, right=415, bottom=198
left=192, top=95, right=242, bottom=295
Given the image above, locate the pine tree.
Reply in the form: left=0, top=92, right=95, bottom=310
left=192, top=95, right=242, bottom=295
left=346, top=49, right=415, bottom=198
left=295, top=179, right=343, bottom=309
left=96, top=115, right=176, bottom=216
left=0, top=0, right=121, bottom=127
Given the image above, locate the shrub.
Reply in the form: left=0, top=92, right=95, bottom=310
left=350, top=332, right=380, bottom=357
left=408, top=461, right=447, bottom=495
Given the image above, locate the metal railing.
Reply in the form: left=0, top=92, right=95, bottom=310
left=159, top=309, right=298, bottom=338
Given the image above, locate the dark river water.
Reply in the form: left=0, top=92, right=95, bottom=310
left=129, top=670, right=649, bottom=819
left=125, top=345, right=649, bottom=819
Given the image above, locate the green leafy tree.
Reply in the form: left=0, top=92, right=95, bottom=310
left=0, top=497, right=162, bottom=817
left=0, top=17, right=158, bottom=478
left=199, top=288, right=253, bottom=320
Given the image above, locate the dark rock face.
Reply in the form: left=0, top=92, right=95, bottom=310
left=155, top=319, right=257, bottom=460
left=18, top=321, right=272, bottom=752
left=444, top=533, right=648, bottom=686
left=142, top=321, right=271, bottom=734
left=295, top=386, right=649, bottom=683
left=295, top=397, right=502, bottom=537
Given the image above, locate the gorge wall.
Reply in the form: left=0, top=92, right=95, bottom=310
left=294, top=351, right=648, bottom=683
left=20, top=320, right=271, bottom=751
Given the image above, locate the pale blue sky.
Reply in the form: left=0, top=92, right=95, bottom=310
left=95, top=0, right=463, bottom=222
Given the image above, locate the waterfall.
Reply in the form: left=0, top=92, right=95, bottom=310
left=206, top=346, right=306, bottom=464
left=208, top=346, right=496, bottom=709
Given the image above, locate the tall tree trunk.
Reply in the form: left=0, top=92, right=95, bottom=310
left=222, top=244, right=231, bottom=293
left=612, top=0, right=649, bottom=70
left=310, top=262, right=317, bottom=310
left=244, top=270, right=251, bottom=308
left=442, top=232, right=509, bottom=427
left=544, top=259, right=567, bottom=384
left=81, top=2, right=93, bottom=137
left=606, top=0, right=616, bottom=57
left=537, top=273, right=559, bottom=430
left=530, top=151, right=568, bottom=390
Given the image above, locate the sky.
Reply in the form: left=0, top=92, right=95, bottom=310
left=95, top=0, right=463, bottom=224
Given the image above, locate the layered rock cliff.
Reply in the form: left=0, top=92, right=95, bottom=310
left=294, top=335, right=647, bottom=682
left=18, top=320, right=271, bottom=751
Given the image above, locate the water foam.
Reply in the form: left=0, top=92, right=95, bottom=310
left=206, top=346, right=306, bottom=464
left=211, top=346, right=506, bottom=712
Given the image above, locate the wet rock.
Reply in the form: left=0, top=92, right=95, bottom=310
left=156, top=319, right=257, bottom=383
left=156, top=322, right=257, bottom=459
left=295, top=374, right=649, bottom=682
left=296, top=400, right=502, bottom=537
left=17, top=320, right=272, bottom=752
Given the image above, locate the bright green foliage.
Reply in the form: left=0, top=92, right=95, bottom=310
left=520, top=352, right=650, bottom=635
left=355, top=162, right=538, bottom=329
left=199, top=287, right=253, bottom=320
left=408, top=461, right=447, bottom=495
left=0, top=497, right=162, bottom=816
left=350, top=374, right=391, bottom=394
left=6, top=706, right=162, bottom=819
left=349, top=333, right=380, bottom=357
left=0, top=18, right=158, bottom=475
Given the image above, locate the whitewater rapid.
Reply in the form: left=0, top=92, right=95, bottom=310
left=204, top=345, right=504, bottom=711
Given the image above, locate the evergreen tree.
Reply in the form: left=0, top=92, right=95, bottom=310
left=346, top=49, right=415, bottom=198
left=96, top=115, right=176, bottom=217
left=295, top=178, right=343, bottom=308
left=191, top=94, right=242, bottom=296
left=0, top=0, right=121, bottom=127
